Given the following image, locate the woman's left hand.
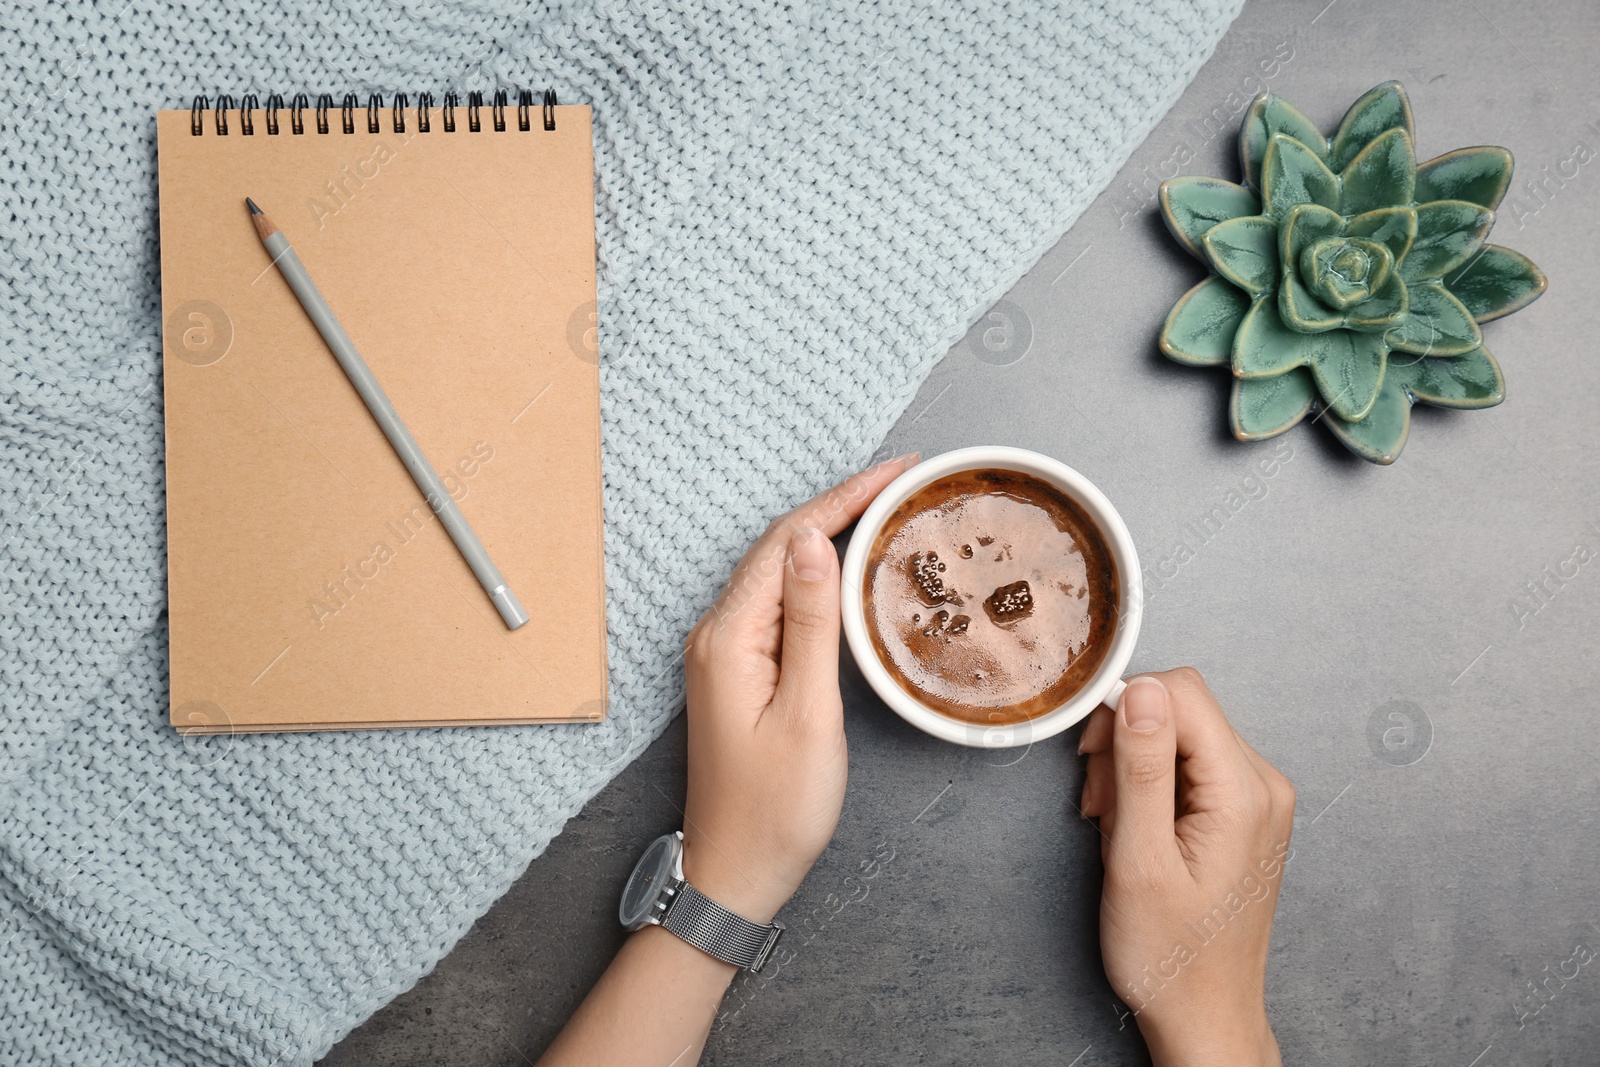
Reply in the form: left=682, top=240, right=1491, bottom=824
left=679, top=454, right=918, bottom=923
left=537, top=455, right=918, bottom=1067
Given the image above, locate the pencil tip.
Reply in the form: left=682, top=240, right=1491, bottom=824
left=247, top=199, right=279, bottom=241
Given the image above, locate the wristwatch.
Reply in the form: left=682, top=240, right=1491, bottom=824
left=619, top=831, right=785, bottom=973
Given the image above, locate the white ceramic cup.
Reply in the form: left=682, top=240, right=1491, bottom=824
left=841, top=447, right=1142, bottom=748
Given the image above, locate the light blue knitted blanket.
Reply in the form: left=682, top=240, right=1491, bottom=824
left=0, top=0, right=1239, bottom=1062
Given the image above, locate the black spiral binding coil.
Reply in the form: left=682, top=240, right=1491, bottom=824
left=187, top=90, right=559, bottom=135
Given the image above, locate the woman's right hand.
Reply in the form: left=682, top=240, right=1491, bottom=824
left=1078, top=667, right=1296, bottom=1067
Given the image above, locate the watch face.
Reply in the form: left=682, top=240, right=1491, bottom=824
left=619, top=834, right=677, bottom=929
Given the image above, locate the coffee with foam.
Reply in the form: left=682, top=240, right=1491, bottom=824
left=861, top=469, right=1118, bottom=725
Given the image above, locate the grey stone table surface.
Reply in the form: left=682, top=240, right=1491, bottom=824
left=324, top=0, right=1600, bottom=1063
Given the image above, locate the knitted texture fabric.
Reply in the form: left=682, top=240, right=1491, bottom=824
left=0, top=0, right=1240, bottom=1062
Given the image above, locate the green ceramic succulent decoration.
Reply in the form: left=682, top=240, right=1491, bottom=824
left=1158, top=81, right=1547, bottom=463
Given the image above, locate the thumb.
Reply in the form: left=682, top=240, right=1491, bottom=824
left=1108, top=676, right=1180, bottom=864
left=773, top=527, right=842, bottom=716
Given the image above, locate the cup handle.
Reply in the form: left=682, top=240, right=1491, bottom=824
left=1103, top=678, right=1127, bottom=710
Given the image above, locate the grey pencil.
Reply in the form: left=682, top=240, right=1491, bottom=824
left=247, top=197, right=530, bottom=631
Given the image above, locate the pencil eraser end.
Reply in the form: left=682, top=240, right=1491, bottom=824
left=491, top=585, right=530, bottom=630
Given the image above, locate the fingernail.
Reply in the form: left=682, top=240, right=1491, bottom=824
left=870, top=452, right=919, bottom=475
left=1076, top=730, right=1086, bottom=755
left=1121, top=677, right=1167, bottom=733
left=790, top=527, right=832, bottom=581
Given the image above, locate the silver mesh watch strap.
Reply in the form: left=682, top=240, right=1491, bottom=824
left=662, top=883, right=785, bottom=972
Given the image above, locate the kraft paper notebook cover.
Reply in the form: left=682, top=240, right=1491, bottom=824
left=158, top=93, right=606, bottom=733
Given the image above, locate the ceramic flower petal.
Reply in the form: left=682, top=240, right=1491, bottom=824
left=1161, top=277, right=1250, bottom=366
left=1230, top=368, right=1317, bottom=440
left=1234, top=297, right=1314, bottom=377
left=1202, top=216, right=1280, bottom=295
left=1240, top=95, right=1330, bottom=191
left=1263, top=134, right=1341, bottom=218
left=1308, top=329, right=1387, bottom=421
left=1389, top=345, right=1506, bottom=408
left=1160, top=177, right=1261, bottom=259
left=1385, top=282, right=1481, bottom=355
left=1280, top=271, right=1344, bottom=331
left=1280, top=204, right=1345, bottom=268
left=1414, top=146, right=1514, bottom=211
left=1326, top=377, right=1411, bottom=464
left=1402, top=200, right=1495, bottom=281
left=1339, top=127, right=1416, bottom=216
left=1329, top=81, right=1414, bottom=173
left=1443, top=245, right=1548, bottom=322
left=1343, top=271, right=1408, bottom=331
left=1342, top=207, right=1417, bottom=266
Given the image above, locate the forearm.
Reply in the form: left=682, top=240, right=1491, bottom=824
left=537, top=925, right=736, bottom=1067
left=1139, top=1004, right=1282, bottom=1067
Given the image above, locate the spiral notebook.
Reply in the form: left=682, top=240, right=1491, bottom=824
left=158, top=92, right=607, bottom=733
